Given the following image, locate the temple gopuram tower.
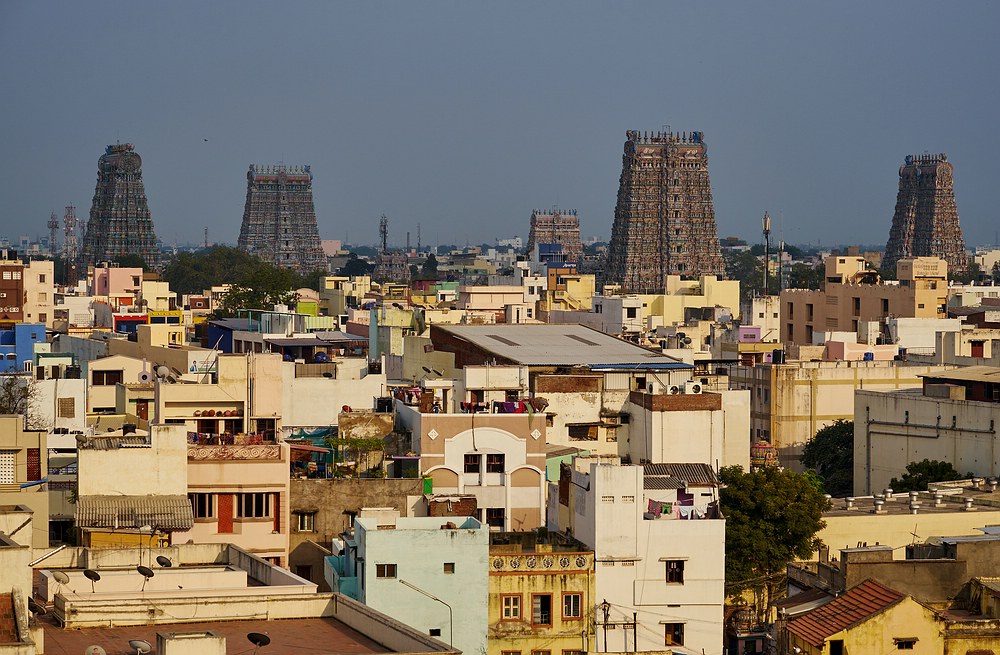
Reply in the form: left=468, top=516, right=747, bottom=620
left=606, top=130, right=725, bottom=291
left=80, top=143, right=160, bottom=267
left=526, top=209, right=583, bottom=263
left=238, top=164, right=325, bottom=273
left=883, top=153, right=968, bottom=276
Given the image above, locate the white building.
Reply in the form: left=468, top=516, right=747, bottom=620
left=329, top=511, right=489, bottom=655
left=551, top=462, right=725, bottom=654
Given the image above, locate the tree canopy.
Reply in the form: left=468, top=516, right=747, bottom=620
left=161, top=246, right=326, bottom=300
left=889, top=459, right=973, bottom=492
left=719, top=465, right=829, bottom=623
left=801, top=420, right=854, bottom=497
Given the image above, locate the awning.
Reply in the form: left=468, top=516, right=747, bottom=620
left=75, top=495, right=194, bottom=531
left=289, top=443, right=331, bottom=453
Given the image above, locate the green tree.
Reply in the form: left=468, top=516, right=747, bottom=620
left=113, top=254, right=149, bottom=270
left=786, top=262, right=825, bottom=290
left=215, top=266, right=299, bottom=318
left=801, top=420, right=854, bottom=497
left=0, top=375, right=44, bottom=430
left=720, top=465, right=829, bottom=623
left=421, top=253, right=438, bottom=278
left=889, top=459, right=973, bottom=492
left=952, top=263, right=982, bottom=285
left=339, top=255, right=373, bottom=278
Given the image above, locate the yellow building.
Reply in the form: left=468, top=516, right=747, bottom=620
left=538, top=273, right=595, bottom=313
left=781, top=255, right=948, bottom=345
left=488, top=534, right=595, bottom=655
left=319, top=275, right=373, bottom=317
left=645, top=274, right=740, bottom=325
left=784, top=579, right=942, bottom=655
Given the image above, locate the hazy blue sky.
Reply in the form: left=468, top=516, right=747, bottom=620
left=2, top=2, right=998, bottom=249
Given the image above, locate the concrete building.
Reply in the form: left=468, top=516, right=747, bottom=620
left=731, top=360, right=953, bottom=470
left=487, top=531, right=595, bottom=655
left=394, top=403, right=547, bottom=531
left=21, top=259, right=55, bottom=329
left=855, top=366, right=1000, bottom=496
left=550, top=462, right=725, bottom=654
left=328, top=512, right=489, bottom=655
left=781, top=255, right=949, bottom=345
left=0, top=324, right=45, bottom=374
left=0, top=416, right=48, bottom=548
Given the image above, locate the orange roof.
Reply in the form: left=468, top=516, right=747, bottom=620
left=786, top=579, right=905, bottom=648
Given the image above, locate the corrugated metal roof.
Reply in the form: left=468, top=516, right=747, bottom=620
left=75, top=495, right=194, bottom=531
left=435, top=324, right=687, bottom=367
left=80, top=435, right=151, bottom=450
left=920, top=366, right=1000, bottom=384
left=643, top=477, right=686, bottom=490
left=642, top=463, right=719, bottom=486
left=786, top=579, right=906, bottom=648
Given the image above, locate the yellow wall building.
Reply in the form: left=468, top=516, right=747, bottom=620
left=488, top=540, right=595, bottom=655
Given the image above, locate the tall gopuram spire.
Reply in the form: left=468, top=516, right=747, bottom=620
left=238, top=164, right=325, bottom=273
left=606, top=130, right=725, bottom=292
left=883, top=153, right=968, bottom=276
left=80, top=143, right=160, bottom=268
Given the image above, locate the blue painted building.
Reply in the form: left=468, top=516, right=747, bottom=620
left=0, top=323, right=46, bottom=373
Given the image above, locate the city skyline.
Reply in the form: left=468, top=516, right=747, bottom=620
left=2, top=3, right=999, bottom=249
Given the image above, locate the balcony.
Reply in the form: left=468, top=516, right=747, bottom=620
left=187, top=433, right=282, bottom=461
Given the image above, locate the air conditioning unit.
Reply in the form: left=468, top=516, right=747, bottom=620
left=684, top=381, right=703, bottom=395
left=668, top=385, right=681, bottom=395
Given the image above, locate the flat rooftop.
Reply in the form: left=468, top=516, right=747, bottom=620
left=39, top=616, right=388, bottom=654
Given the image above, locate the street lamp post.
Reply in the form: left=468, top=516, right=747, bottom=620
left=762, top=211, right=771, bottom=297
left=399, top=579, right=453, bottom=647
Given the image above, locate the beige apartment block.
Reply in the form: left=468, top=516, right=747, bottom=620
left=731, top=360, right=954, bottom=470
left=22, top=259, right=55, bottom=328
left=0, top=416, right=49, bottom=548
left=394, top=403, right=547, bottom=531
left=781, top=255, right=948, bottom=345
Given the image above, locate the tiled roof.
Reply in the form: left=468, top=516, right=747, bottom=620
left=643, top=463, right=719, bottom=486
left=786, top=579, right=905, bottom=648
left=75, top=495, right=194, bottom=531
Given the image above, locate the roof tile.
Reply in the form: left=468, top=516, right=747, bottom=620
left=786, top=579, right=906, bottom=648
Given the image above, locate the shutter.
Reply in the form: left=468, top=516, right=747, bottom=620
left=217, top=494, right=233, bottom=534
left=26, top=448, right=41, bottom=481
left=273, top=492, right=281, bottom=533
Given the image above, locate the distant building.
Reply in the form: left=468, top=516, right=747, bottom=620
left=80, top=143, right=160, bottom=268
left=238, top=164, right=325, bottom=273
left=884, top=153, right=968, bottom=275
left=606, top=130, right=725, bottom=291
left=526, top=209, right=582, bottom=264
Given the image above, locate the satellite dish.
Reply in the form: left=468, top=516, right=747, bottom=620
left=422, top=366, right=431, bottom=373
left=85, top=646, right=107, bottom=655
left=83, top=569, right=100, bottom=592
left=136, top=565, right=154, bottom=591
left=27, top=598, right=44, bottom=615
left=75, top=433, right=88, bottom=445
left=128, top=640, right=152, bottom=654
left=248, top=632, right=271, bottom=653
left=432, top=369, right=443, bottom=376
left=155, top=365, right=170, bottom=379
left=155, top=555, right=173, bottom=568
left=53, top=571, right=70, bottom=585
left=322, top=371, right=333, bottom=378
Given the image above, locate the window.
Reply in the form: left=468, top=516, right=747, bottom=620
left=92, top=370, right=124, bottom=386
left=443, top=562, right=455, bottom=574
left=568, top=424, right=598, bottom=440
left=376, top=563, right=397, bottom=578
left=189, top=493, right=214, bottom=519
left=464, top=453, right=481, bottom=473
left=38, top=292, right=47, bottom=302
left=882, top=298, right=889, bottom=313
left=39, top=274, right=46, bottom=283
left=237, top=492, right=271, bottom=518
left=562, top=593, right=582, bottom=619
left=486, top=453, right=505, bottom=473
left=532, top=594, right=552, bottom=626
left=486, top=508, right=505, bottom=528
left=501, top=651, right=521, bottom=655
left=296, top=511, right=317, bottom=532
left=895, top=639, right=916, bottom=650
left=39, top=313, right=46, bottom=323
left=625, top=307, right=637, bottom=319
left=502, top=594, right=521, bottom=620
left=829, top=640, right=844, bottom=655
left=57, top=397, right=75, bottom=418
left=532, top=651, right=551, bottom=655
left=665, top=559, right=685, bottom=584
left=429, top=629, right=441, bottom=637
left=664, top=623, right=685, bottom=646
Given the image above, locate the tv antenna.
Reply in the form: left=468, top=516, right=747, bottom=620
left=136, top=565, right=154, bottom=591
left=379, top=215, right=389, bottom=252
left=83, top=569, right=101, bottom=593
left=248, top=632, right=271, bottom=654
left=128, top=639, right=152, bottom=654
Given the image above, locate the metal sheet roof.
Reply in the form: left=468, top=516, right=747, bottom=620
left=920, top=366, right=1000, bottom=384
left=75, top=495, right=194, bottom=531
left=435, top=324, right=686, bottom=367
left=643, top=463, right=719, bottom=486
